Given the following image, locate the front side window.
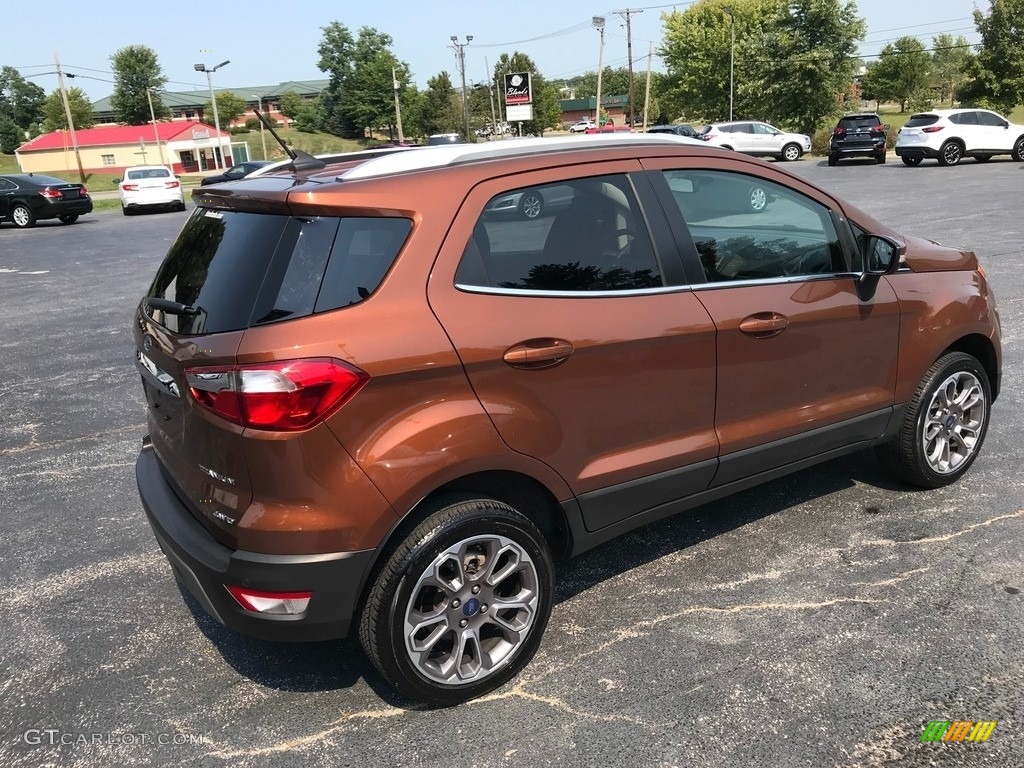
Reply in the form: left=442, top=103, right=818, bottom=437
left=753, top=123, right=776, bottom=135
left=456, top=174, right=662, bottom=292
left=976, top=110, right=1006, bottom=127
left=663, top=170, right=844, bottom=282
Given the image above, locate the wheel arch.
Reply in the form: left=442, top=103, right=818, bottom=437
left=944, top=333, right=1000, bottom=401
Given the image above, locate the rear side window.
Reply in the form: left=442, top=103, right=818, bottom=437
left=949, top=112, right=978, bottom=125
left=147, top=210, right=409, bottom=335
left=905, top=114, right=939, bottom=128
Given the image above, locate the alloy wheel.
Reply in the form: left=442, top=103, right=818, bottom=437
left=921, top=371, right=986, bottom=475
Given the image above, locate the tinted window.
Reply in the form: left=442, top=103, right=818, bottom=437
left=977, top=111, right=1006, bottom=127
left=838, top=116, right=880, bottom=129
left=663, top=170, right=844, bottom=282
left=147, top=210, right=410, bottom=334
left=458, top=175, right=663, bottom=292
left=0, top=179, right=14, bottom=191
left=950, top=111, right=978, bottom=125
left=753, top=123, right=776, bottom=135
left=127, top=168, right=171, bottom=179
left=905, top=114, right=939, bottom=128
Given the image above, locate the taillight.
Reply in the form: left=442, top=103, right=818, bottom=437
left=869, top=126, right=885, bottom=135
left=80, top=186, right=89, bottom=196
left=226, top=585, right=312, bottom=615
left=122, top=184, right=139, bottom=191
left=186, top=357, right=369, bottom=431
left=922, top=126, right=944, bottom=133
left=165, top=181, right=180, bottom=189
left=833, top=126, right=846, bottom=136
left=39, top=187, right=62, bottom=199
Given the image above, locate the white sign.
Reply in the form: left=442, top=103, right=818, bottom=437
left=191, top=128, right=210, bottom=140
left=506, top=104, right=533, bottom=122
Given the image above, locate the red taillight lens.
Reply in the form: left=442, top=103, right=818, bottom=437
left=165, top=180, right=180, bottom=189
left=922, top=126, right=944, bottom=133
left=186, top=358, right=369, bottom=431
left=833, top=126, right=846, bottom=136
left=122, top=184, right=139, bottom=191
left=226, top=585, right=312, bottom=615
left=869, top=126, right=885, bottom=135
left=39, top=187, right=62, bottom=199
left=80, top=186, right=89, bottom=196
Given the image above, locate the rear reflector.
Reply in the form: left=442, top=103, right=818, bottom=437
left=226, top=585, right=312, bottom=615
left=186, top=357, right=369, bottom=431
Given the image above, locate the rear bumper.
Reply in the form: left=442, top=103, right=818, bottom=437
left=136, top=440, right=374, bottom=641
left=894, top=145, right=940, bottom=159
left=830, top=141, right=885, bottom=158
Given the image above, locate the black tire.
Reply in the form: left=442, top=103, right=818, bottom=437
left=518, top=189, right=544, bottom=219
left=875, top=352, right=991, bottom=488
left=937, top=140, right=963, bottom=166
left=901, top=155, right=923, bottom=167
left=11, top=204, right=35, bottom=228
left=1011, top=136, right=1024, bottom=162
left=176, top=201, right=187, bottom=212
left=359, top=496, right=554, bottom=706
left=974, top=155, right=992, bottom=163
left=122, top=206, right=131, bottom=216
left=58, top=214, right=79, bottom=224
left=827, top=154, right=838, bottom=167
left=781, top=143, right=802, bottom=162
left=876, top=151, right=887, bottom=164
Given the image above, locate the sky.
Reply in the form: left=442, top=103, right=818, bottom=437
left=7, top=0, right=984, bottom=103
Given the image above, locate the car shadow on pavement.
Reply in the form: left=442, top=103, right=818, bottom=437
left=180, top=448, right=919, bottom=707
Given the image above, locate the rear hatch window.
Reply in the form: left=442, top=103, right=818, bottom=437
left=145, top=208, right=411, bottom=335
left=838, top=116, right=880, bottom=130
left=904, top=114, right=940, bottom=128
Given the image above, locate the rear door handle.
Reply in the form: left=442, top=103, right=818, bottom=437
left=503, top=339, right=574, bottom=369
left=739, top=312, right=789, bottom=338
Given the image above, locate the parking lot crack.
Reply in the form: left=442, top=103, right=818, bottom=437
left=862, top=509, right=1024, bottom=547
left=0, top=422, right=146, bottom=456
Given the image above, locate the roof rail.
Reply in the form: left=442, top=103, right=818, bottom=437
left=338, top=133, right=707, bottom=181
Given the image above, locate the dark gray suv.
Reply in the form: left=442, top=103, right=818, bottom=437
left=829, top=113, right=888, bottom=165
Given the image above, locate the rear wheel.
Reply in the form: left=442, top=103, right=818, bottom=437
left=827, top=154, right=838, bottom=167
left=937, top=141, right=963, bottom=166
left=901, top=155, right=923, bottom=167
left=748, top=185, right=768, bottom=212
left=58, top=214, right=79, bottom=224
left=1011, top=136, right=1024, bottom=162
left=876, top=352, right=990, bottom=488
left=518, top=190, right=544, bottom=220
left=876, top=151, right=887, bottom=164
left=974, top=155, right=992, bottom=163
left=11, top=204, right=35, bottom=228
left=781, top=143, right=802, bottom=161
left=359, top=496, right=554, bottom=706
left=121, top=206, right=132, bottom=216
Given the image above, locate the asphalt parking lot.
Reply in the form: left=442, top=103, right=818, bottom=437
left=1, top=156, right=1022, bottom=768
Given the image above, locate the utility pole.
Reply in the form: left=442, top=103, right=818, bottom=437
left=392, top=68, right=405, bottom=142
left=53, top=52, right=86, bottom=184
left=146, top=87, right=167, bottom=166
left=642, top=42, right=653, bottom=131
left=614, top=8, right=643, bottom=126
left=194, top=61, right=230, bottom=170
left=724, top=6, right=735, bottom=121
left=450, top=35, right=473, bottom=139
left=593, top=16, right=606, bottom=125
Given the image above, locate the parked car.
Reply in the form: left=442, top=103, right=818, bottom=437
left=568, top=119, right=596, bottom=133
left=648, top=123, right=698, bottom=139
left=427, top=133, right=464, bottom=145
left=0, top=173, right=92, bottom=228
left=829, top=113, right=889, bottom=165
left=200, top=160, right=275, bottom=186
left=895, top=108, right=1024, bottom=166
left=246, top=146, right=422, bottom=179
left=134, top=133, right=1000, bottom=707
left=699, top=120, right=811, bottom=161
left=118, top=166, right=185, bottom=215
left=483, top=183, right=575, bottom=219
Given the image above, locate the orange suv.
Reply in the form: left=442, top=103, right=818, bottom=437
left=134, top=135, right=1001, bottom=706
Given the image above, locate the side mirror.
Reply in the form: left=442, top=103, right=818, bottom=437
left=859, top=234, right=902, bottom=277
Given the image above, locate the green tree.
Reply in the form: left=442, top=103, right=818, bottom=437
left=416, top=71, right=460, bottom=137
left=931, top=34, right=973, bottom=105
left=203, top=91, right=247, bottom=126
left=42, top=87, right=94, bottom=131
left=0, top=66, right=46, bottom=129
left=0, top=115, right=23, bottom=153
left=959, top=0, right=1024, bottom=112
left=765, top=0, right=867, bottom=133
left=866, top=36, right=932, bottom=112
left=278, top=90, right=305, bottom=119
left=110, top=45, right=169, bottom=125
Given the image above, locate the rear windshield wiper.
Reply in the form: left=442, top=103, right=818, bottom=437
left=145, top=297, right=202, bottom=316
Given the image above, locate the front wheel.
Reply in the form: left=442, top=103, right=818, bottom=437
left=781, top=143, right=802, bottom=161
left=901, top=155, right=923, bottom=166
left=1011, top=136, right=1024, bottom=162
left=748, top=185, right=768, bottom=212
left=974, top=155, right=992, bottom=163
left=518, top=190, right=544, bottom=220
left=359, top=496, right=554, bottom=706
left=876, top=352, right=991, bottom=488
left=11, top=204, right=36, bottom=228
left=937, top=141, right=963, bottom=166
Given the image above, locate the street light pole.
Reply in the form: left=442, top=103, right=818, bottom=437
left=146, top=87, right=167, bottom=167
left=194, top=60, right=230, bottom=170
left=450, top=35, right=473, bottom=139
left=724, top=6, right=735, bottom=121
left=593, top=16, right=606, bottom=125
left=252, top=94, right=268, bottom=159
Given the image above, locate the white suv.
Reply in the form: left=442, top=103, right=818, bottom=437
left=118, top=166, right=185, bottom=215
left=895, top=108, right=1024, bottom=166
left=698, top=121, right=811, bottom=161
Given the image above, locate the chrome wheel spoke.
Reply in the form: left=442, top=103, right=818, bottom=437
left=408, top=610, right=451, bottom=654
left=455, top=629, right=483, bottom=681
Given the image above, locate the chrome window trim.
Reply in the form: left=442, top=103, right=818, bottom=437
left=453, top=283, right=694, bottom=299
left=690, top=272, right=860, bottom=290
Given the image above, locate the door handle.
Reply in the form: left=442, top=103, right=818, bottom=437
left=739, top=312, right=789, bottom=338
left=503, top=339, right=574, bottom=368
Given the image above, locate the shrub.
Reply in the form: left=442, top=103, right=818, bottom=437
left=230, top=126, right=250, bottom=135
left=811, top=127, right=832, bottom=156
left=244, top=117, right=261, bottom=130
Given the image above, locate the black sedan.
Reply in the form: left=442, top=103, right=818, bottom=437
left=0, top=173, right=93, bottom=228
left=199, top=160, right=275, bottom=186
